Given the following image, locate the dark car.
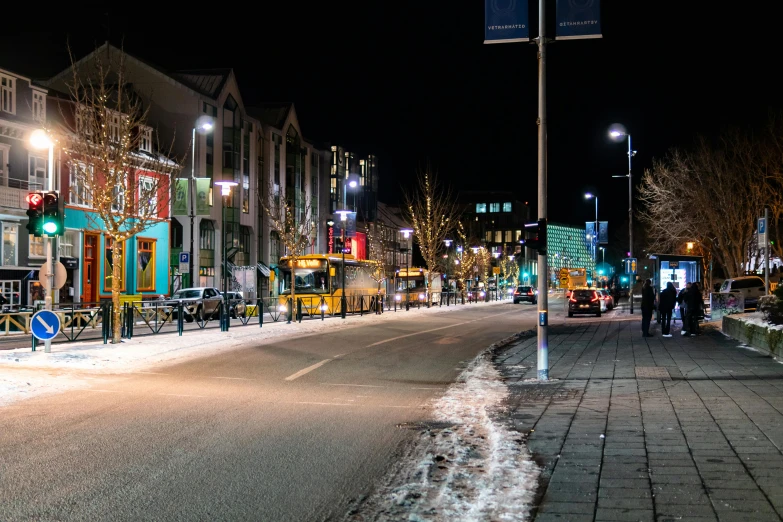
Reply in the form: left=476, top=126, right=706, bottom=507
left=568, top=288, right=602, bottom=317
left=513, top=285, right=537, bottom=304
left=222, top=291, right=247, bottom=319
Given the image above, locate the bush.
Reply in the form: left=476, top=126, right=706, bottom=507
left=759, top=295, right=783, bottom=324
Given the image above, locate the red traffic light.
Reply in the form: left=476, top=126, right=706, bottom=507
left=26, top=193, right=43, bottom=208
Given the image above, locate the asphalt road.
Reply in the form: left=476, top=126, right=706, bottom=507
left=0, top=301, right=541, bottom=521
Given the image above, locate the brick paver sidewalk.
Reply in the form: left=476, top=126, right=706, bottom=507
left=496, top=320, right=783, bottom=522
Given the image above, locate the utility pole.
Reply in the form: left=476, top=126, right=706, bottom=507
left=628, top=134, right=634, bottom=315
left=536, top=0, right=549, bottom=381
left=766, top=207, right=770, bottom=295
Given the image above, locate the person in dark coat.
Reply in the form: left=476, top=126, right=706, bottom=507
left=658, top=282, right=677, bottom=337
left=641, top=279, right=656, bottom=337
left=684, top=282, right=703, bottom=336
left=677, top=282, right=691, bottom=331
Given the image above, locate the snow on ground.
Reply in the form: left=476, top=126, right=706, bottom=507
left=349, top=344, right=539, bottom=521
left=734, top=312, right=783, bottom=331
left=0, top=300, right=508, bottom=407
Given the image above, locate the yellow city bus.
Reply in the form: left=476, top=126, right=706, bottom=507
left=277, top=254, right=383, bottom=314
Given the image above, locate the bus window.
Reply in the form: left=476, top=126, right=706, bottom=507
left=279, top=260, right=330, bottom=294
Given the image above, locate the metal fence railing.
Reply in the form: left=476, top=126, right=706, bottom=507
left=3, top=289, right=512, bottom=346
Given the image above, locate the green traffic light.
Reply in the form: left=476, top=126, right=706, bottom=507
left=43, top=221, right=58, bottom=234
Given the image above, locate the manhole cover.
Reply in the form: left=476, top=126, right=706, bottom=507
left=511, top=384, right=583, bottom=402
left=635, top=366, right=671, bottom=380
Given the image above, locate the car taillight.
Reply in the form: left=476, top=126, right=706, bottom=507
left=528, top=290, right=533, bottom=295
left=569, top=296, right=577, bottom=303
left=514, top=291, right=520, bottom=295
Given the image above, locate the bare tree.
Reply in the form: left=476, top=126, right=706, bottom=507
left=259, top=180, right=316, bottom=313
left=404, top=169, right=460, bottom=299
left=638, top=131, right=767, bottom=278
left=365, top=220, right=390, bottom=294
left=53, top=47, right=182, bottom=344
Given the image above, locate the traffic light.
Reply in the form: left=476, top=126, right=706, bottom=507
left=520, top=219, right=547, bottom=254
left=25, top=192, right=44, bottom=237
left=42, top=191, right=64, bottom=236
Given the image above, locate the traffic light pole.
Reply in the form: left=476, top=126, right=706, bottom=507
left=536, top=0, right=549, bottom=381
left=44, top=142, right=54, bottom=353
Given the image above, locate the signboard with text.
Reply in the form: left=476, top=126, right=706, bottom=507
left=759, top=217, right=768, bottom=247
left=556, top=0, right=602, bottom=40
left=484, top=0, right=529, bottom=44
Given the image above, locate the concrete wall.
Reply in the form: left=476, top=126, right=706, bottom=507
left=722, top=314, right=783, bottom=358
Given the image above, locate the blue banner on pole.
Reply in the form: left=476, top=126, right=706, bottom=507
left=484, top=0, right=529, bottom=44
left=556, top=0, right=602, bottom=40
left=598, top=221, right=608, bottom=244
left=585, top=222, right=595, bottom=245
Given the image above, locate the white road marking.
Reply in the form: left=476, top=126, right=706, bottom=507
left=366, top=309, right=518, bottom=347
left=333, top=353, right=346, bottom=358
left=293, top=401, right=351, bottom=406
left=159, top=393, right=206, bottom=398
left=211, top=377, right=250, bottom=380
left=321, top=383, right=385, bottom=388
left=285, top=359, right=333, bottom=381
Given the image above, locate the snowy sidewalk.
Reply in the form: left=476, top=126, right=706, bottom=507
left=496, top=320, right=783, bottom=522
left=0, top=300, right=507, bottom=406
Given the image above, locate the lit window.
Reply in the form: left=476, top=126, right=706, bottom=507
left=137, top=239, right=156, bottom=291
left=0, top=74, right=15, bottom=114
left=485, top=231, right=492, bottom=242
left=476, top=203, right=487, bottom=213
left=199, top=220, right=215, bottom=250
left=70, top=164, right=92, bottom=207
left=495, top=231, right=502, bottom=243
left=489, top=203, right=500, bottom=213
left=138, top=175, right=157, bottom=215
left=505, top=230, right=512, bottom=243
left=60, top=230, right=76, bottom=258
left=140, top=127, right=152, bottom=153
left=29, top=234, right=44, bottom=257
left=28, top=155, right=47, bottom=191
left=104, top=237, right=125, bottom=292
left=502, top=202, right=512, bottom=212
left=32, top=91, right=46, bottom=122
left=2, top=224, right=18, bottom=266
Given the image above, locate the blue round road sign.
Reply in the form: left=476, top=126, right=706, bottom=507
left=31, top=310, right=61, bottom=341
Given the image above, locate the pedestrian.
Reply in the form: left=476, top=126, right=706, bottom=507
left=658, top=282, right=677, bottom=337
left=685, top=282, right=703, bottom=336
left=641, top=279, right=656, bottom=337
left=677, top=282, right=691, bottom=333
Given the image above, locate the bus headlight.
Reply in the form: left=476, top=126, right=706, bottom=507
left=395, top=295, right=402, bottom=302
left=480, top=291, right=486, bottom=297
left=418, top=293, right=425, bottom=300
left=279, top=304, right=288, bottom=312
left=320, top=304, right=328, bottom=312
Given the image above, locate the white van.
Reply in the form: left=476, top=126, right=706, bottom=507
left=719, top=276, right=767, bottom=309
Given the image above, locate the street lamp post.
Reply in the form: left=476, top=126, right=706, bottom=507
left=336, top=175, right=359, bottom=319
left=401, top=228, right=413, bottom=310
left=585, top=193, right=598, bottom=270
left=189, top=120, right=214, bottom=287
left=30, top=130, right=55, bottom=353
left=216, top=181, right=237, bottom=332
left=610, top=125, right=636, bottom=314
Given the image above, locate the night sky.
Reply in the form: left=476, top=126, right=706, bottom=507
left=2, top=3, right=782, bottom=254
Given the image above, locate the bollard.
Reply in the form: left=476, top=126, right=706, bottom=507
left=258, top=299, right=264, bottom=328
left=321, top=298, right=325, bottom=321
left=128, top=303, right=134, bottom=339
left=287, top=298, right=292, bottom=324
left=177, top=302, right=184, bottom=336
left=297, top=298, right=302, bottom=323
left=31, top=334, right=37, bottom=352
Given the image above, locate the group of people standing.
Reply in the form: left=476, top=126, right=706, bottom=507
left=641, top=279, right=703, bottom=337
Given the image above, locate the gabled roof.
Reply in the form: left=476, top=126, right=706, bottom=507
left=247, top=103, right=293, bottom=129
left=170, top=69, right=231, bottom=99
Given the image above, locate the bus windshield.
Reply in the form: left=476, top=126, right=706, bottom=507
left=279, top=259, right=330, bottom=294
left=396, top=275, right=426, bottom=292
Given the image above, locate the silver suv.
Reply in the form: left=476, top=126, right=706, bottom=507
left=167, top=287, right=223, bottom=322
left=719, top=276, right=767, bottom=309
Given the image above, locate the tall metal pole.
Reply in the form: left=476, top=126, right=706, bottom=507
left=189, top=127, right=195, bottom=287
left=536, top=0, right=549, bottom=381
left=341, top=226, right=346, bottom=319
left=594, top=196, right=599, bottom=272
left=765, top=207, right=770, bottom=294
left=628, top=134, right=634, bottom=314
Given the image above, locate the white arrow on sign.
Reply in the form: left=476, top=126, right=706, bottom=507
left=36, top=314, right=55, bottom=335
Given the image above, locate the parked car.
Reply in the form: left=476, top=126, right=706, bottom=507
left=222, top=291, right=247, bottom=319
left=166, top=287, right=223, bottom=322
left=568, top=288, right=602, bottom=317
left=719, top=276, right=767, bottom=309
left=513, top=285, right=538, bottom=304
left=599, top=289, right=615, bottom=310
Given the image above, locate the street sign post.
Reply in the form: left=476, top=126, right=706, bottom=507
left=758, top=216, right=768, bottom=248
left=38, top=261, right=67, bottom=290
left=179, top=252, right=190, bottom=274
left=31, top=310, right=60, bottom=342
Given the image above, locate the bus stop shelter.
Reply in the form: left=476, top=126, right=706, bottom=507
left=650, top=253, right=704, bottom=320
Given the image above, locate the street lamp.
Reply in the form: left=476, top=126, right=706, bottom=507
left=400, top=228, right=413, bottom=310
left=29, top=129, right=55, bottom=353
left=215, top=180, right=237, bottom=331
left=585, top=193, right=599, bottom=270
left=336, top=209, right=352, bottom=318
left=599, top=246, right=605, bottom=265
left=610, top=124, right=636, bottom=313
left=189, top=119, right=214, bottom=287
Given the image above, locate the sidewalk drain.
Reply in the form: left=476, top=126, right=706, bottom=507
left=635, top=366, right=671, bottom=380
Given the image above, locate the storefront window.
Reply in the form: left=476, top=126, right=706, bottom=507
left=104, top=237, right=125, bottom=291
left=137, top=239, right=156, bottom=291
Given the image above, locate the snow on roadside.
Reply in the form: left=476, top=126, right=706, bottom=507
left=350, top=347, right=539, bottom=521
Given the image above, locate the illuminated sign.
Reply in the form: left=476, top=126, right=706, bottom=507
left=328, top=226, right=334, bottom=254
left=295, top=259, right=326, bottom=269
